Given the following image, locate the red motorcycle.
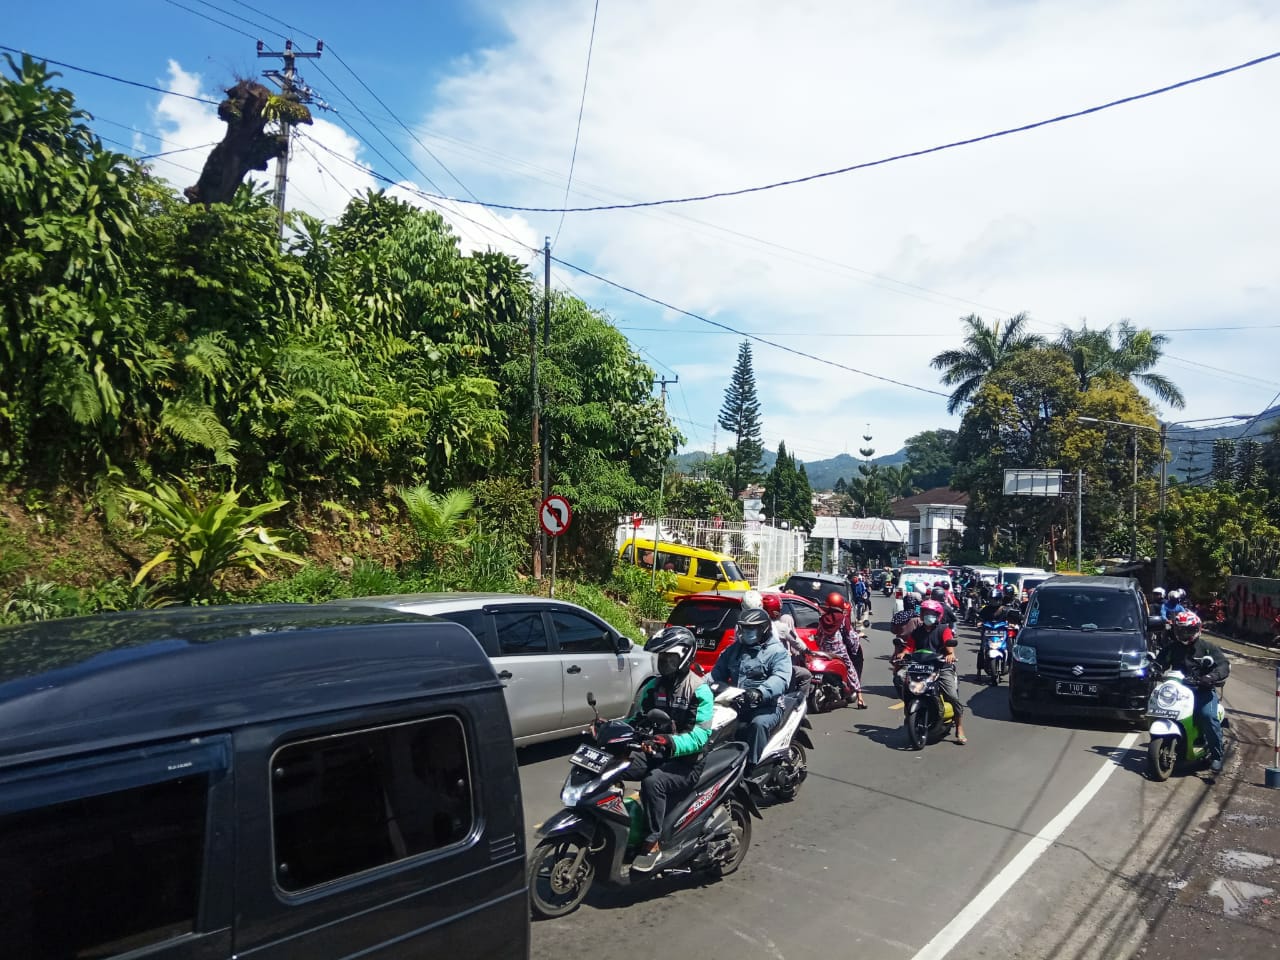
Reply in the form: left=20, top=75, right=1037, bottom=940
left=803, top=646, right=855, bottom=713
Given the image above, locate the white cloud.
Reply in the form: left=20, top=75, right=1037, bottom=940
left=412, top=0, right=1280, bottom=461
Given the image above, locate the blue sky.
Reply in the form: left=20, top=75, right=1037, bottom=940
left=6, top=1, right=1280, bottom=470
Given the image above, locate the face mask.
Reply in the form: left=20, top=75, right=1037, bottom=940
left=922, top=614, right=939, bottom=627
left=658, top=654, right=681, bottom=676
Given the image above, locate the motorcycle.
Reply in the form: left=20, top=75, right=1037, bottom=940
left=529, top=693, right=762, bottom=918
left=900, top=650, right=958, bottom=750
left=980, top=620, right=1013, bottom=685
left=709, top=683, right=813, bottom=802
left=882, top=582, right=893, bottom=597
left=804, top=647, right=854, bottom=713
left=1146, top=657, right=1229, bottom=781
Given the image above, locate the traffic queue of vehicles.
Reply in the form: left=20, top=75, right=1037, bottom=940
left=0, top=565, right=1217, bottom=955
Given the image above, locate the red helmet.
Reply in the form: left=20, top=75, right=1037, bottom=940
left=761, top=593, right=782, bottom=616
left=824, top=591, right=848, bottom=612
left=1171, top=610, right=1202, bottom=643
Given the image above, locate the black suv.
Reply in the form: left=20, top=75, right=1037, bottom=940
left=1008, top=575, right=1162, bottom=724
left=782, top=571, right=853, bottom=609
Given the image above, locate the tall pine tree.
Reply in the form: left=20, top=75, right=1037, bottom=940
left=717, top=340, right=765, bottom=496
left=764, top=442, right=816, bottom=530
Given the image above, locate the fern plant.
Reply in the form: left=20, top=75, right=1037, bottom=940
left=397, top=484, right=475, bottom=569
left=124, top=478, right=303, bottom=602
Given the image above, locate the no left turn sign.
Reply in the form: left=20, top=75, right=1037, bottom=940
left=540, top=494, right=573, bottom=538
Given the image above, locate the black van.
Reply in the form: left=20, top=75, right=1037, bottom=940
left=1008, top=575, right=1161, bottom=724
left=0, top=605, right=529, bottom=960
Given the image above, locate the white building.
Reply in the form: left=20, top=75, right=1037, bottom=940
left=890, top=487, right=969, bottom=562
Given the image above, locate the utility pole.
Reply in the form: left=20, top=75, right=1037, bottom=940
left=530, top=298, right=542, bottom=580
left=540, top=236, right=552, bottom=579
left=258, top=39, right=322, bottom=239
left=1076, top=468, right=1083, bottom=573
left=1155, top=423, right=1168, bottom=587
left=1131, top=427, right=1139, bottom=562
left=651, top=375, right=677, bottom=587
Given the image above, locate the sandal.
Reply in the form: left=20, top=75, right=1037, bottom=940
left=956, top=735, right=969, bottom=745
left=855, top=700, right=868, bottom=709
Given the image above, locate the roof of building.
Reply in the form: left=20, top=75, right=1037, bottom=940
left=890, top=487, right=970, bottom=520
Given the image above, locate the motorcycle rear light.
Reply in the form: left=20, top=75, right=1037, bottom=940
left=895, top=589, right=903, bottom=599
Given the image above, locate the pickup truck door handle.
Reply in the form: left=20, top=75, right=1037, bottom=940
left=497, top=670, right=513, bottom=680
left=566, top=665, right=582, bottom=674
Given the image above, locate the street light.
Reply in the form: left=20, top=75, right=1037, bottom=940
left=1076, top=416, right=1168, bottom=585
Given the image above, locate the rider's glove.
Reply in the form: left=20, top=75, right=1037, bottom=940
left=742, top=687, right=764, bottom=708
left=1197, top=676, right=1216, bottom=689
left=647, top=734, right=673, bottom=757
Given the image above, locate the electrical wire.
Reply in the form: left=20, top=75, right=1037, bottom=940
left=551, top=255, right=955, bottom=402
left=225, top=0, right=318, bottom=41
left=1235, top=385, right=1280, bottom=439
left=186, top=0, right=286, bottom=41
left=329, top=48, right=1280, bottom=214
left=139, top=141, right=218, bottom=160
left=551, top=0, right=601, bottom=249
left=0, top=44, right=220, bottom=104
left=160, top=0, right=260, bottom=42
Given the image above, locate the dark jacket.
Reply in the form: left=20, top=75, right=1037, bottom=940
left=910, top=622, right=957, bottom=657
left=1155, top=637, right=1230, bottom=688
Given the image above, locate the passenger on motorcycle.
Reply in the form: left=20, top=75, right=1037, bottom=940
left=1160, top=589, right=1187, bottom=622
left=890, top=593, right=923, bottom=662
left=710, top=608, right=792, bottom=766
left=930, top=586, right=958, bottom=625
left=910, top=600, right=967, bottom=744
left=761, top=592, right=812, bottom=697
left=814, top=592, right=867, bottom=708
left=852, top=575, right=870, bottom=618
left=1154, top=611, right=1229, bottom=773
left=628, top=626, right=716, bottom=871
left=937, top=579, right=960, bottom=610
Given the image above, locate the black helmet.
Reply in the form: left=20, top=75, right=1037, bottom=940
left=648, top=626, right=696, bottom=679
left=903, top=592, right=920, bottom=612
left=735, top=608, right=771, bottom=648
left=930, top=586, right=947, bottom=604
left=1002, top=584, right=1017, bottom=600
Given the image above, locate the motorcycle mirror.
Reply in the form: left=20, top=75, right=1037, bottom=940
left=586, top=692, right=596, bottom=707
left=1198, top=656, right=1215, bottom=669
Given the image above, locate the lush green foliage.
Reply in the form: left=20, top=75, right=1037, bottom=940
left=717, top=340, right=765, bottom=495
left=930, top=313, right=1045, bottom=415
left=904, top=429, right=957, bottom=490
left=762, top=442, right=815, bottom=530
left=124, top=479, right=304, bottom=601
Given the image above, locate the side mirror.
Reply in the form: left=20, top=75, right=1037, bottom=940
left=1147, top=615, right=1166, bottom=632
left=586, top=692, right=596, bottom=707
left=614, top=634, right=632, bottom=653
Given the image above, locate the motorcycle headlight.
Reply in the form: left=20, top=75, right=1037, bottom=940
left=560, top=774, right=589, bottom=806
left=1155, top=683, right=1181, bottom=709
left=1012, top=644, right=1037, bottom=665
left=907, top=679, right=928, bottom=695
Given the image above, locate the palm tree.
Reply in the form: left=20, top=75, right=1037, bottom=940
left=930, top=313, right=1045, bottom=414
left=1057, top=320, right=1185, bottom=409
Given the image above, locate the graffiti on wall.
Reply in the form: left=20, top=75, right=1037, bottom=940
left=1226, top=575, right=1280, bottom=639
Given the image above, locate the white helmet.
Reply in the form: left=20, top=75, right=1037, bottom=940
left=1153, top=587, right=1166, bottom=599
left=741, top=589, right=764, bottom=610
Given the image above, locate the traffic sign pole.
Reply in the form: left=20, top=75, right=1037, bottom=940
left=1266, top=664, right=1280, bottom=789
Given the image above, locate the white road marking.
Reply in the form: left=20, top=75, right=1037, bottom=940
left=909, top=732, right=1140, bottom=960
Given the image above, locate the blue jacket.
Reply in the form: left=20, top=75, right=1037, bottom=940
left=711, top=639, right=792, bottom=703
left=1160, top=601, right=1185, bottom=621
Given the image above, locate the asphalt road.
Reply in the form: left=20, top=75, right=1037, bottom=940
left=518, top=596, right=1278, bottom=960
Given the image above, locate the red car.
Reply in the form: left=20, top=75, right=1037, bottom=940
left=665, top=590, right=823, bottom=672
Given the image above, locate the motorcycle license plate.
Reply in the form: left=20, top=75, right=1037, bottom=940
left=1148, top=708, right=1180, bottom=719
left=570, top=744, right=611, bottom=773
left=985, top=635, right=1004, bottom=644
left=1055, top=681, right=1099, bottom=698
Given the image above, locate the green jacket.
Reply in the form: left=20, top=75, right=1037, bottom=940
left=631, top=674, right=715, bottom=758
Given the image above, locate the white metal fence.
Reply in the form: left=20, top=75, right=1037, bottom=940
left=615, top=518, right=807, bottom=588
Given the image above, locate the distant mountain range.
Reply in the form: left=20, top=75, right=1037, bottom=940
left=672, top=448, right=907, bottom=491
left=1166, top=405, right=1280, bottom=480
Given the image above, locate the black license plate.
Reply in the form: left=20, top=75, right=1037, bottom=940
left=570, top=744, right=611, bottom=773
left=1055, top=681, right=1099, bottom=698
left=696, top=636, right=719, bottom=651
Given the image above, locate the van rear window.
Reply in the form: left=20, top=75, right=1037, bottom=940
left=271, top=716, right=473, bottom=892
left=0, top=774, right=207, bottom=959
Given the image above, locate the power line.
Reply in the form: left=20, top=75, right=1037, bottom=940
left=139, top=141, right=217, bottom=160
left=0, top=44, right=220, bottom=104
left=551, top=0, right=601, bottom=249
left=1235, top=385, right=1280, bottom=439
left=551, top=255, right=955, bottom=402
left=352, top=48, right=1280, bottom=214
left=160, top=0, right=260, bottom=41
left=188, top=0, right=286, bottom=41
left=225, top=0, right=318, bottom=41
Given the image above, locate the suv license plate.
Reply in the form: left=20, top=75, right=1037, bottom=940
left=570, top=745, right=611, bottom=773
left=1056, top=681, right=1099, bottom=698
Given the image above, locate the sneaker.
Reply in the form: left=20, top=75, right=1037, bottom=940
left=1210, top=759, right=1224, bottom=774
left=631, top=843, right=663, bottom=873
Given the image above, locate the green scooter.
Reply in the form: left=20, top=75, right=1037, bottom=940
left=1145, top=656, right=1227, bottom=781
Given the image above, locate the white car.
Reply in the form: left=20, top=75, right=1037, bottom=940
left=893, top=566, right=951, bottom=612
left=338, top=593, right=657, bottom=746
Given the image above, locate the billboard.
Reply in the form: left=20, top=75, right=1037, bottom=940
left=1003, top=469, right=1064, bottom=497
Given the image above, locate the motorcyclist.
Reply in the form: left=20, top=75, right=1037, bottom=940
left=889, top=593, right=923, bottom=693
left=930, top=586, right=958, bottom=625
left=628, top=626, right=715, bottom=871
left=909, top=599, right=967, bottom=744
left=710, top=607, right=792, bottom=765
left=1161, top=589, right=1187, bottom=622
left=976, top=584, right=1021, bottom=678
left=813, top=591, right=866, bottom=708
left=937, top=579, right=960, bottom=610
left=852, top=575, right=871, bottom=620
left=760, top=592, right=812, bottom=697
left=1154, top=611, right=1229, bottom=773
